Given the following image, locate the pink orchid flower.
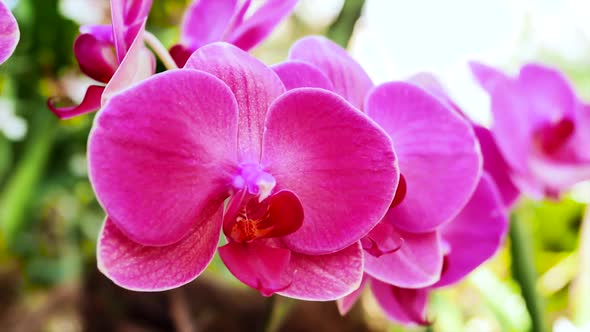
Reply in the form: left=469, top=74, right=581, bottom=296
left=273, top=36, right=482, bottom=289
left=338, top=173, right=508, bottom=325
left=0, top=1, right=19, bottom=65
left=408, top=72, right=520, bottom=208
left=88, top=42, right=398, bottom=299
left=48, top=0, right=155, bottom=119
left=471, top=62, right=590, bottom=199
left=170, top=0, right=298, bottom=67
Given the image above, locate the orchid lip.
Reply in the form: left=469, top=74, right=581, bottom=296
left=534, top=117, right=575, bottom=155
left=223, top=164, right=304, bottom=243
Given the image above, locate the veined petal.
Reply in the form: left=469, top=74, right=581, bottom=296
left=219, top=241, right=292, bottom=296
left=185, top=42, right=285, bottom=162
left=434, top=173, right=508, bottom=288
left=364, top=228, right=443, bottom=288
left=371, top=279, right=429, bottom=326
left=262, top=88, right=398, bottom=254
left=226, top=0, right=298, bottom=51
left=102, top=20, right=155, bottom=104
left=272, top=60, right=335, bottom=91
left=0, top=1, right=19, bottom=65
left=278, top=242, right=364, bottom=301
left=473, top=125, right=520, bottom=207
left=180, top=0, right=238, bottom=50
left=74, top=33, right=118, bottom=83
left=289, top=36, right=373, bottom=110
left=337, top=274, right=367, bottom=315
left=48, top=85, right=104, bottom=119
left=110, top=0, right=127, bottom=62
left=366, top=82, right=481, bottom=232
left=97, top=209, right=221, bottom=291
left=123, top=0, right=153, bottom=26
left=88, top=70, right=238, bottom=246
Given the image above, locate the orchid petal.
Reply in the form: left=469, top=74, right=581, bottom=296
left=180, top=0, right=238, bottom=50
left=227, top=0, right=298, bottom=51
left=185, top=42, right=285, bottom=162
left=262, top=88, right=397, bottom=254
left=366, top=82, right=481, bottom=232
left=278, top=242, right=364, bottom=301
left=88, top=70, right=238, bottom=246
left=473, top=125, right=520, bottom=207
left=518, top=63, right=577, bottom=121
left=97, top=210, right=221, bottom=291
left=364, top=228, right=443, bottom=288
left=272, top=60, right=335, bottom=91
left=110, top=0, right=127, bottom=62
left=102, top=21, right=155, bottom=104
left=124, top=0, right=153, bottom=26
left=79, top=24, right=113, bottom=43
left=74, top=33, right=118, bottom=83
left=0, top=1, right=19, bottom=65
left=47, top=85, right=104, bottom=119
left=337, top=275, right=367, bottom=315
left=434, top=173, right=508, bottom=288
left=219, top=241, right=292, bottom=296
left=371, top=279, right=429, bottom=326
left=289, top=36, right=373, bottom=110
left=469, top=61, right=510, bottom=94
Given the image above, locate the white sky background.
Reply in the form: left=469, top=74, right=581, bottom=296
left=347, top=0, right=590, bottom=125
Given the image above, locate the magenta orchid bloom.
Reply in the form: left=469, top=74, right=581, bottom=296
left=0, top=0, right=19, bottom=65
left=471, top=62, right=590, bottom=199
left=408, top=72, right=520, bottom=208
left=338, top=173, right=509, bottom=325
left=170, top=0, right=298, bottom=67
left=48, top=0, right=155, bottom=119
left=273, top=36, right=482, bottom=288
left=88, top=42, right=398, bottom=299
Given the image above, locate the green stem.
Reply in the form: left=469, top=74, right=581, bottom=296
left=144, top=31, right=179, bottom=71
left=326, top=0, right=366, bottom=48
left=571, top=206, right=590, bottom=326
left=264, top=295, right=294, bottom=332
left=510, top=213, right=547, bottom=332
left=0, top=109, right=57, bottom=249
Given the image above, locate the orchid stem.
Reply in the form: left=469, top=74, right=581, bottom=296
left=144, top=31, right=179, bottom=70
left=327, top=0, right=365, bottom=47
left=509, top=213, right=547, bottom=332
left=571, top=205, right=590, bottom=326
left=264, top=295, right=293, bottom=332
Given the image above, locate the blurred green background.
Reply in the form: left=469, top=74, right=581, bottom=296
left=1, top=0, right=590, bottom=331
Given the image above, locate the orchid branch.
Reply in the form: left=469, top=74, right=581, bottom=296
left=144, top=31, right=179, bottom=70
left=509, top=213, right=547, bottom=332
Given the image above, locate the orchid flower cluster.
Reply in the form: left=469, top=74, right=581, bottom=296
left=3, top=0, right=590, bottom=327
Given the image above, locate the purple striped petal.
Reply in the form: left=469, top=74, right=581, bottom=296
left=262, top=88, right=397, bottom=254
left=434, top=173, right=508, bottom=287
left=272, top=60, right=335, bottom=91
left=278, top=242, right=364, bottom=301
left=47, top=85, right=105, bottom=119
left=364, top=228, right=443, bottom=288
left=227, top=0, right=298, bottom=51
left=289, top=36, right=373, bottom=110
left=371, top=279, right=429, bottom=326
left=89, top=70, right=238, bottom=246
left=180, top=0, right=238, bottom=50
left=97, top=211, right=221, bottom=291
left=366, top=82, right=482, bottom=232
left=185, top=42, right=285, bottom=162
